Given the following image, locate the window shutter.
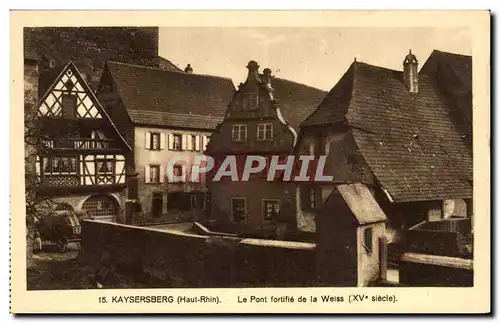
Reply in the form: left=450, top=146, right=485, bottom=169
left=187, top=135, right=193, bottom=151
left=202, top=136, right=210, bottom=151
left=168, top=133, right=174, bottom=150
left=145, top=132, right=151, bottom=150
left=160, top=133, right=165, bottom=150
left=195, top=136, right=201, bottom=151
left=181, top=134, right=188, bottom=150
left=159, top=165, right=165, bottom=183
left=144, top=165, right=150, bottom=183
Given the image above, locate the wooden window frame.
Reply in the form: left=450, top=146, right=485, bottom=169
left=95, top=156, right=117, bottom=185
left=43, top=156, right=79, bottom=175
left=172, top=134, right=183, bottom=151
left=257, top=123, right=273, bottom=141
left=243, top=92, right=259, bottom=110
left=149, top=164, right=160, bottom=184
left=190, top=135, right=197, bottom=151
left=262, top=199, right=280, bottom=222
left=232, top=124, right=247, bottom=142
left=150, top=132, right=161, bottom=150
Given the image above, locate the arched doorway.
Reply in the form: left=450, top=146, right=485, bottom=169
left=82, top=194, right=118, bottom=218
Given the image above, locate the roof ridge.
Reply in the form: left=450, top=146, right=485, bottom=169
left=431, top=49, right=472, bottom=59
left=271, top=75, right=328, bottom=93
left=353, top=60, right=403, bottom=74
left=107, top=60, right=234, bottom=83
left=128, top=109, right=223, bottom=118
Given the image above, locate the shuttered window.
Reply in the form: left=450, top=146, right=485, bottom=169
left=145, top=132, right=165, bottom=150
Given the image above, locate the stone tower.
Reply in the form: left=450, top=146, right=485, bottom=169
left=24, top=27, right=180, bottom=92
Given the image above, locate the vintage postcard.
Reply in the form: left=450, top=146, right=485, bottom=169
left=10, top=10, right=490, bottom=314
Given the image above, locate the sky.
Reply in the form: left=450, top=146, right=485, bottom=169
left=159, top=27, right=471, bottom=91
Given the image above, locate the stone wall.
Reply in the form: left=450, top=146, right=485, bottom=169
left=399, top=259, right=473, bottom=287
left=209, top=180, right=296, bottom=228
left=24, top=27, right=179, bottom=92
left=80, top=220, right=318, bottom=288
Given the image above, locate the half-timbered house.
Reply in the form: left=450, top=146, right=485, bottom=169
left=32, top=61, right=132, bottom=219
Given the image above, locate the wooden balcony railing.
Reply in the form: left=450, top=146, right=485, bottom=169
left=42, top=138, right=114, bottom=150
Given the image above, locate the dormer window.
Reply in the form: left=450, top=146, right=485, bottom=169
left=243, top=92, right=258, bottom=110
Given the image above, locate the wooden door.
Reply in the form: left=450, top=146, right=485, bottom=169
left=152, top=192, right=163, bottom=218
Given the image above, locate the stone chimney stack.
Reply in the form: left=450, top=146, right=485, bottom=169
left=403, top=50, right=418, bottom=93
left=246, top=60, right=260, bottom=81
left=262, top=68, right=272, bottom=85
left=184, top=63, right=193, bottom=74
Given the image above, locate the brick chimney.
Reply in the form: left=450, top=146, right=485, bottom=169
left=184, top=63, right=193, bottom=74
left=403, top=50, right=418, bottom=93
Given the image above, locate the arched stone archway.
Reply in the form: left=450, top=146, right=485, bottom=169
left=81, top=194, right=120, bottom=218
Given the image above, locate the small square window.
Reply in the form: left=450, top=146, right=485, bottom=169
left=263, top=200, right=280, bottom=221
left=257, top=123, right=273, bottom=141
left=243, top=92, right=259, bottom=109
left=232, top=124, right=247, bottom=142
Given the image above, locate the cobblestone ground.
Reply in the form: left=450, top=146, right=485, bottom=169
left=26, top=243, right=164, bottom=290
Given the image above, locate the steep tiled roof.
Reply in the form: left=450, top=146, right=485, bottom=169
left=301, top=55, right=472, bottom=203
left=268, top=76, right=328, bottom=129
left=106, top=61, right=235, bottom=128
left=128, top=110, right=222, bottom=130
left=301, top=65, right=354, bottom=126
left=323, top=183, right=387, bottom=225
left=142, top=56, right=182, bottom=73
left=420, top=50, right=472, bottom=148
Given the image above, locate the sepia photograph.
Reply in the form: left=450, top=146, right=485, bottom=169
left=10, top=10, right=490, bottom=314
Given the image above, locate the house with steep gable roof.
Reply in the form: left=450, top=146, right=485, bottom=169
left=96, top=61, right=235, bottom=220
left=296, top=50, right=473, bottom=233
left=206, top=61, right=327, bottom=237
left=30, top=61, right=132, bottom=219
